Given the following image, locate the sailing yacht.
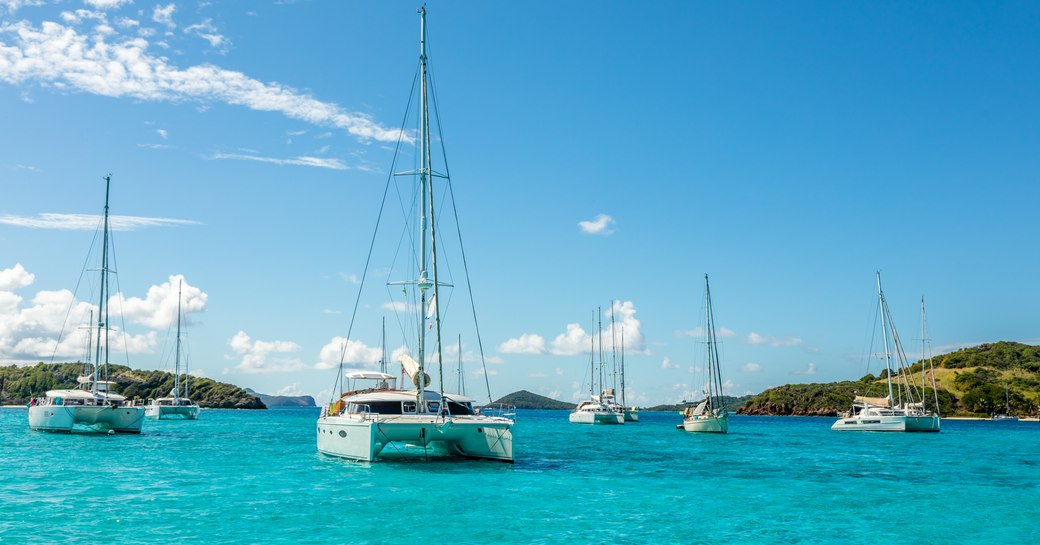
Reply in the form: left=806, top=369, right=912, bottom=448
left=145, top=281, right=200, bottom=420
left=28, top=176, right=146, bottom=434
left=681, top=275, right=729, bottom=433
left=570, top=309, right=624, bottom=425
left=603, top=309, right=638, bottom=422
left=832, top=274, right=940, bottom=432
left=316, top=7, right=514, bottom=462
left=991, top=384, right=1018, bottom=421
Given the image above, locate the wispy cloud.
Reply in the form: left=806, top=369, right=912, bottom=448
left=578, top=213, right=615, bottom=235
left=0, top=213, right=200, bottom=230
left=0, top=17, right=405, bottom=143
left=86, top=0, right=133, bottom=10
left=183, top=18, right=229, bottom=52
left=205, top=152, right=347, bottom=170
left=228, top=330, right=305, bottom=374
left=742, top=362, right=762, bottom=373
left=791, top=362, right=817, bottom=376
left=747, top=331, right=804, bottom=347
left=678, top=326, right=736, bottom=338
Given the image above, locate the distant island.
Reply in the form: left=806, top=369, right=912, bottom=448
left=491, top=389, right=753, bottom=413
left=245, top=388, right=315, bottom=407
left=0, top=362, right=265, bottom=409
left=739, top=341, right=1040, bottom=417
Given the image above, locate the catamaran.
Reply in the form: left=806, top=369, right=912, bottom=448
left=681, top=275, right=729, bottom=433
left=28, top=176, right=146, bottom=434
left=145, top=280, right=200, bottom=420
left=991, top=384, right=1018, bottom=421
left=570, top=309, right=624, bottom=425
left=832, top=274, right=940, bottom=432
left=316, top=7, right=514, bottom=462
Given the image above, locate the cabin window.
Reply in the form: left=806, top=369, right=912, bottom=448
left=402, top=401, right=417, bottom=414
left=427, top=401, right=440, bottom=414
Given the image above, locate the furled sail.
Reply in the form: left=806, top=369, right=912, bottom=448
left=399, top=354, right=431, bottom=388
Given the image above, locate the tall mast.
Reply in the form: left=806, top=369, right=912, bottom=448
left=588, top=311, right=595, bottom=397
left=876, top=272, right=895, bottom=403
left=380, top=317, right=387, bottom=375
left=610, top=304, right=618, bottom=391
left=93, top=175, right=112, bottom=396
left=415, top=5, right=432, bottom=410
left=620, top=325, right=626, bottom=406
left=597, top=307, right=604, bottom=395
left=174, top=280, right=183, bottom=402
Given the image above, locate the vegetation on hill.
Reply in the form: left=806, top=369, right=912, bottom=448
left=738, top=342, right=1040, bottom=417
left=0, top=362, right=266, bottom=409
left=245, top=388, right=315, bottom=407
left=493, top=390, right=576, bottom=410
left=646, top=395, right=754, bottom=413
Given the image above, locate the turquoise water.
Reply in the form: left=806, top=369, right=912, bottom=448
left=1, top=408, right=1037, bottom=544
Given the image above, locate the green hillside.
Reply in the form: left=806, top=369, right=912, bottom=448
left=493, top=390, right=576, bottom=410
left=646, top=395, right=754, bottom=413
left=0, top=362, right=266, bottom=409
left=739, top=341, right=1040, bottom=417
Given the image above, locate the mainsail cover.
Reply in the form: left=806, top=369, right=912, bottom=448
left=399, top=354, right=431, bottom=388
left=854, top=395, right=891, bottom=408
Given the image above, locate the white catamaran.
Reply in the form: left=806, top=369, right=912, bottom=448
left=28, top=176, right=146, bottom=434
left=832, top=274, right=941, bottom=432
left=681, top=275, right=729, bottom=434
left=316, top=7, right=514, bottom=462
left=570, top=309, right=624, bottom=425
left=145, top=280, right=200, bottom=420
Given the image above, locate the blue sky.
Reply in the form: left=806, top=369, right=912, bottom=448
left=1, top=1, right=1038, bottom=405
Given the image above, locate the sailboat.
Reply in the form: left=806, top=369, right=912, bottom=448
left=570, top=309, right=624, bottom=425
left=145, top=280, right=200, bottom=420
left=832, top=273, right=940, bottom=432
left=316, top=7, right=514, bottom=462
left=28, top=176, right=146, bottom=434
left=991, top=384, right=1018, bottom=421
left=681, top=275, right=729, bottom=433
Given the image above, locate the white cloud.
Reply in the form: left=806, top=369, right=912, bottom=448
left=0, top=19, right=405, bottom=143
left=746, top=331, right=804, bottom=347
left=742, top=362, right=762, bottom=373
left=152, top=3, right=175, bottom=29
left=661, top=356, right=679, bottom=369
left=0, top=263, right=34, bottom=291
left=0, top=213, right=199, bottom=230
left=338, top=272, right=360, bottom=285
left=497, top=333, right=546, bottom=355
left=314, top=336, right=385, bottom=370
left=578, top=213, right=615, bottom=235
left=678, top=326, right=736, bottom=338
left=277, top=383, right=303, bottom=396
left=205, top=152, right=347, bottom=170
left=156, top=128, right=167, bottom=139
left=85, top=0, right=133, bottom=9
left=792, top=362, right=817, bottom=376
left=550, top=323, right=590, bottom=356
left=228, top=330, right=304, bottom=373
left=2, top=2, right=45, bottom=15
left=113, top=274, right=207, bottom=329
left=184, top=18, right=229, bottom=52
left=0, top=268, right=168, bottom=360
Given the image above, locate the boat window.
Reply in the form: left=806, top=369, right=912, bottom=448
left=446, top=401, right=474, bottom=416
left=402, top=401, right=417, bottom=414
left=426, top=401, right=440, bottom=414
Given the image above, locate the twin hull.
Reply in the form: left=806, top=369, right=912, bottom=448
left=28, top=405, right=145, bottom=433
left=569, top=412, right=624, bottom=425
left=145, top=405, right=200, bottom=420
left=317, top=414, right=514, bottom=462
left=831, top=414, right=941, bottom=432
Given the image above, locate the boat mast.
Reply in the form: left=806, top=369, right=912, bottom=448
left=93, top=175, right=112, bottom=397
left=620, top=325, right=626, bottom=407
left=597, top=307, right=604, bottom=396
left=174, top=280, right=183, bottom=403
left=414, top=5, right=432, bottom=411
left=610, top=304, right=618, bottom=392
left=876, top=272, right=895, bottom=404
left=380, top=316, right=387, bottom=375
left=588, top=311, right=595, bottom=397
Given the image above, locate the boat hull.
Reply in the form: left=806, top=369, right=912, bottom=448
left=623, top=410, right=639, bottom=422
left=28, top=405, right=145, bottom=434
left=317, top=414, right=514, bottom=462
left=145, top=405, right=200, bottom=420
left=831, top=414, right=940, bottom=432
left=682, top=413, right=728, bottom=433
left=568, top=411, right=624, bottom=425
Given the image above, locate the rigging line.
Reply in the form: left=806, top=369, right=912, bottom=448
left=49, top=214, right=104, bottom=364
left=108, top=231, right=133, bottom=370
left=430, top=71, right=494, bottom=405
left=332, top=72, right=416, bottom=402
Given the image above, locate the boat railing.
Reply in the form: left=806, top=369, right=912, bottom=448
left=479, top=403, right=517, bottom=421
left=346, top=402, right=373, bottom=421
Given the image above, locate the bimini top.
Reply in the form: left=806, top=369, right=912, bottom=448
left=44, top=389, right=97, bottom=400
left=345, top=371, right=397, bottom=381
left=854, top=395, right=891, bottom=408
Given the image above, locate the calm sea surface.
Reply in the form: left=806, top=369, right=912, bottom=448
left=1, top=407, right=1037, bottom=544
